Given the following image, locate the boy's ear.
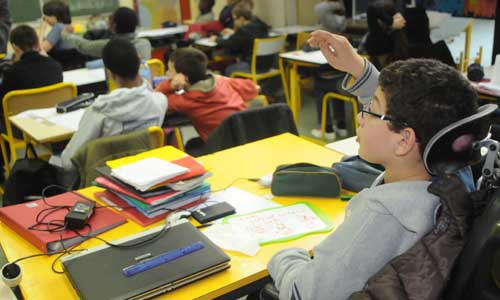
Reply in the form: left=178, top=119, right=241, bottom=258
left=394, top=127, right=418, bottom=156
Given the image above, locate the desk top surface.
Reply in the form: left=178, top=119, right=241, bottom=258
left=280, top=50, right=328, bottom=65
left=137, top=26, right=189, bottom=39
left=195, top=37, right=217, bottom=48
left=271, top=25, right=319, bottom=35
left=9, top=115, right=75, bottom=143
left=0, top=133, right=347, bottom=300
left=63, top=67, right=106, bottom=87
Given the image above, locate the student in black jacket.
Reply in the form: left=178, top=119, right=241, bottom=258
left=210, top=2, right=270, bottom=76
left=0, top=25, right=63, bottom=117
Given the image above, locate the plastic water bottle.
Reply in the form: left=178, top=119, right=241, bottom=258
left=138, top=60, right=152, bottom=86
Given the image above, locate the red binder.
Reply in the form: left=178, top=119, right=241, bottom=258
left=0, top=192, right=126, bottom=254
left=94, top=190, right=208, bottom=227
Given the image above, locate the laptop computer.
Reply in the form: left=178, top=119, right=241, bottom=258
left=61, top=222, right=230, bottom=300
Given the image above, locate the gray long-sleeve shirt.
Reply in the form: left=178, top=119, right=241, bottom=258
left=61, top=32, right=151, bottom=59
left=267, top=61, right=441, bottom=300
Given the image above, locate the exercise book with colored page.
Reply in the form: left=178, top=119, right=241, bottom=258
left=222, top=202, right=333, bottom=245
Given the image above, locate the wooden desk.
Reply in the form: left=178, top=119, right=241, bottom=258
left=63, top=67, right=106, bottom=87
left=9, top=116, right=75, bottom=144
left=279, top=50, right=328, bottom=122
left=0, top=133, right=347, bottom=300
left=271, top=25, right=319, bottom=36
left=195, top=37, right=218, bottom=48
left=137, top=26, right=189, bottom=39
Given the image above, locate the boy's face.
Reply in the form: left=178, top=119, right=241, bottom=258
left=42, top=15, right=57, bottom=26
left=356, top=87, right=399, bottom=165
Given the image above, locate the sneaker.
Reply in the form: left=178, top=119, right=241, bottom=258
left=311, top=128, right=336, bottom=141
left=336, top=128, right=349, bottom=138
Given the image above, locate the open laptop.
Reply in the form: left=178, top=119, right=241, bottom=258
left=62, top=222, right=230, bottom=300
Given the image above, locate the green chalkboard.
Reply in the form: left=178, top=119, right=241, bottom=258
left=66, top=0, right=119, bottom=17
left=11, top=0, right=42, bottom=23
left=10, top=0, right=120, bottom=23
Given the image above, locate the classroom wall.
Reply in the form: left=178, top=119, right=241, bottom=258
left=298, top=0, right=323, bottom=26
left=186, top=0, right=320, bottom=28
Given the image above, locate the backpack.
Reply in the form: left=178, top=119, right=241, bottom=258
left=3, top=144, right=62, bottom=206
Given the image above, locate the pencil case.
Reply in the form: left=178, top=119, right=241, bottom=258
left=271, top=163, right=341, bottom=197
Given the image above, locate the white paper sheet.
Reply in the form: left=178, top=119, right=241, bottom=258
left=15, top=107, right=85, bottom=131
left=207, top=187, right=280, bottom=216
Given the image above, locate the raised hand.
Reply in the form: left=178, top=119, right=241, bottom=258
left=308, top=30, right=365, bottom=78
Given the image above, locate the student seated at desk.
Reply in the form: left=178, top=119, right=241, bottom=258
left=0, top=25, right=63, bottom=114
left=219, top=0, right=253, bottom=28
left=209, top=2, right=270, bottom=76
left=56, top=39, right=167, bottom=170
left=61, top=7, right=151, bottom=60
left=266, top=31, right=479, bottom=300
left=196, top=0, right=216, bottom=23
left=155, top=47, right=258, bottom=142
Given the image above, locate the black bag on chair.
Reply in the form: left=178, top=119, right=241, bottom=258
left=3, top=144, right=61, bottom=206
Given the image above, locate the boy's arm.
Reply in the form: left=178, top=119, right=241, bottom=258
left=61, top=33, right=107, bottom=58
left=342, top=59, right=379, bottom=106
left=216, top=29, right=244, bottom=53
left=268, top=200, right=407, bottom=300
left=155, top=80, right=179, bottom=113
left=308, top=31, right=380, bottom=106
left=227, top=77, right=259, bottom=101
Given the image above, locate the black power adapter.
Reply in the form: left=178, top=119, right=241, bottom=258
left=65, top=201, right=96, bottom=230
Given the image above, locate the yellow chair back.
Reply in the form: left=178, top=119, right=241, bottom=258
left=1, top=82, right=77, bottom=173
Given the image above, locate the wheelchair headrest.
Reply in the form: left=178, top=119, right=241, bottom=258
left=423, top=104, right=498, bottom=176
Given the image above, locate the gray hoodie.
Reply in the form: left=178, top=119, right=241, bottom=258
left=267, top=61, right=440, bottom=300
left=59, top=80, right=167, bottom=170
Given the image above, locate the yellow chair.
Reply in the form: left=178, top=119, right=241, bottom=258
left=230, top=35, right=288, bottom=100
left=1, top=82, right=77, bottom=174
left=146, top=58, right=165, bottom=77
left=320, top=92, right=359, bottom=141
left=71, top=126, right=165, bottom=188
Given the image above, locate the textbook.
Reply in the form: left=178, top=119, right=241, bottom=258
left=0, top=192, right=126, bottom=254
left=94, top=190, right=208, bottom=227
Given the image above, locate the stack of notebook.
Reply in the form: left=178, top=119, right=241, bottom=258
left=94, top=147, right=211, bottom=226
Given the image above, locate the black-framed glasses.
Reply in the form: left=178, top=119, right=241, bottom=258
left=360, top=109, right=410, bottom=128
left=360, top=109, right=395, bottom=122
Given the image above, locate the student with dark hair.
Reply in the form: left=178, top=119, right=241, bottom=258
left=40, top=0, right=73, bottom=53
left=266, top=30, right=479, bottom=300
left=0, top=25, right=62, bottom=109
left=210, top=2, right=270, bottom=76
left=155, top=47, right=258, bottom=141
left=196, top=0, right=215, bottom=23
left=57, top=39, right=166, bottom=170
left=61, top=7, right=151, bottom=59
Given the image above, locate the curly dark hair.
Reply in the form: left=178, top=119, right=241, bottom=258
left=379, top=58, right=478, bottom=155
left=111, top=7, right=138, bottom=34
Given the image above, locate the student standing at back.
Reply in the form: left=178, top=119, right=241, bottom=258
left=155, top=47, right=258, bottom=142
left=56, top=39, right=167, bottom=170
left=210, top=2, right=270, bottom=76
left=61, top=7, right=151, bottom=59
